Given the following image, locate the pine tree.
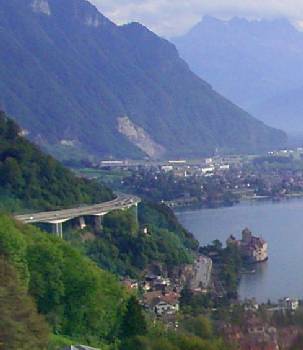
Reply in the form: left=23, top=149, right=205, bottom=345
left=120, top=296, right=147, bottom=339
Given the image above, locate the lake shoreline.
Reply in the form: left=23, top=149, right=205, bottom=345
left=175, top=197, right=303, bottom=303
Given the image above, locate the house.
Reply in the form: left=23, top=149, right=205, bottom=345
left=143, top=275, right=171, bottom=292
left=278, top=297, right=299, bottom=312
left=219, top=164, right=230, bottom=171
left=201, top=166, right=215, bottom=175
left=143, top=291, right=180, bottom=316
left=161, top=165, right=173, bottom=173
left=243, top=298, right=259, bottom=312
left=154, top=300, right=179, bottom=316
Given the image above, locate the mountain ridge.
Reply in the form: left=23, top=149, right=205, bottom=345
left=0, top=0, right=286, bottom=159
left=173, top=16, right=303, bottom=135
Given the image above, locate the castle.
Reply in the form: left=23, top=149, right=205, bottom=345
left=227, top=228, right=268, bottom=263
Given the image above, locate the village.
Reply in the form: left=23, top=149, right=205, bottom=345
left=122, top=254, right=213, bottom=329
left=122, top=228, right=303, bottom=349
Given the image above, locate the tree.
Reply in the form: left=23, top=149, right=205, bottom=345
left=212, top=240, right=223, bottom=251
left=104, top=209, right=139, bottom=236
left=27, top=240, right=65, bottom=320
left=0, top=215, right=29, bottom=286
left=120, top=296, right=147, bottom=339
left=0, top=255, right=49, bottom=350
left=180, top=286, right=194, bottom=308
left=183, top=316, right=213, bottom=339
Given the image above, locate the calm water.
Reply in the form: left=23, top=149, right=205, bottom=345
left=175, top=198, right=303, bottom=302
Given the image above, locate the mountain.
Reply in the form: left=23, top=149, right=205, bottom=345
left=253, top=86, right=303, bottom=136
left=0, top=110, right=113, bottom=211
left=173, top=16, right=303, bottom=135
left=0, top=0, right=286, bottom=159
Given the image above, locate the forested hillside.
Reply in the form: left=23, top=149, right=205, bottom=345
left=69, top=202, right=199, bottom=277
left=0, top=111, right=113, bottom=211
left=0, top=214, right=128, bottom=348
left=0, top=0, right=286, bottom=160
left=0, top=214, right=230, bottom=349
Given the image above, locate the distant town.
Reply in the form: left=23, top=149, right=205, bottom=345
left=75, top=147, right=303, bottom=210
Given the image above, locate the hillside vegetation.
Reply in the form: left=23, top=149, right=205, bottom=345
left=0, top=214, right=232, bottom=350
left=0, top=255, right=49, bottom=350
left=69, top=202, right=199, bottom=277
left=0, top=111, right=113, bottom=211
left=0, top=214, right=128, bottom=348
left=0, top=0, right=286, bottom=160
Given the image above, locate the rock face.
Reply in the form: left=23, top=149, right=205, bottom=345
left=118, top=117, right=165, bottom=159
left=0, top=0, right=287, bottom=160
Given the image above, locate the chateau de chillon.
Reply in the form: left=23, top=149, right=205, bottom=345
left=227, top=228, right=268, bottom=263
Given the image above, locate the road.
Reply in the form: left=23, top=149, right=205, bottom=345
left=15, top=194, right=141, bottom=224
left=190, top=255, right=213, bottom=290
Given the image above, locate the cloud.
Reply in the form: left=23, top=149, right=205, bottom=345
left=90, top=0, right=303, bottom=37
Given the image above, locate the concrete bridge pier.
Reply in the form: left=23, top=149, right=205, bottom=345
left=14, top=195, right=141, bottom=240
left=79, top=216, right=87, bottom=230
left=93, top=215, right=104, bottom=232
left=52, top=222, right=63, bottom=238
left=133, top=203, right=139, bottom=224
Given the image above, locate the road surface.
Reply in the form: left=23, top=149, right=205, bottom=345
left=15, top=194, right=141, bottom=224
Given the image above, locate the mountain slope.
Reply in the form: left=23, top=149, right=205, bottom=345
left=0, top=110, right=113, bottom=211
left=253, top=86, right=303, bottom=135
left=0, top=0, right=286, bottom=158
left=0, top=213, right=128, bottom=347
left=173, top=16, right=303, bottom=134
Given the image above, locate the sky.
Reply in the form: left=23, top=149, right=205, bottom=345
left=90, top=0, right=303, bottom=37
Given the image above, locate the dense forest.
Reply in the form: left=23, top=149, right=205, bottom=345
left=0, top=111, right=113, bottom=212
left=66, top=202, right=199, bottom=277
left=0, top=214, right=128, bottom=348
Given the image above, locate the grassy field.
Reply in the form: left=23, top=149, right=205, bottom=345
left=75, top=168, right=130, bottom=188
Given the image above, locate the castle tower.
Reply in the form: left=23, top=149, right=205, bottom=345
left=242, top=228, right=252, bottom=243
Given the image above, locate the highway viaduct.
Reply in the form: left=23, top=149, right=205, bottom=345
left=14, top=194, right=141, bottom=238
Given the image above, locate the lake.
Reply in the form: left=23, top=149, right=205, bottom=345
left=175, top=198, right=303, bottom=302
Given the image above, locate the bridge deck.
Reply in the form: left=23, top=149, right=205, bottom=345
left=15, top=194, right=141, bottom=224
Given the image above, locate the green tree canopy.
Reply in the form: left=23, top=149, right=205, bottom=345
left=0, top=111, right=114, bottom=212
left=120, top=296, right=147, bottom=340
left=0, top=255, right=49, bottom=350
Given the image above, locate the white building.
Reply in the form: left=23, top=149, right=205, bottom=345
left=154, top=300, right=179, bottom=316
left=219, top=164, right=230, bottom=170
left=201, top=166, right=215, bottom=175
left=279, top=298, right=299, bottom=311
left=205, top=158, right=213, bottom=165
left=161, top=165, right=173, bottom=173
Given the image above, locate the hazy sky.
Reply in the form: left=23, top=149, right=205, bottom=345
left=90, top=0, right=303, bottom=37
